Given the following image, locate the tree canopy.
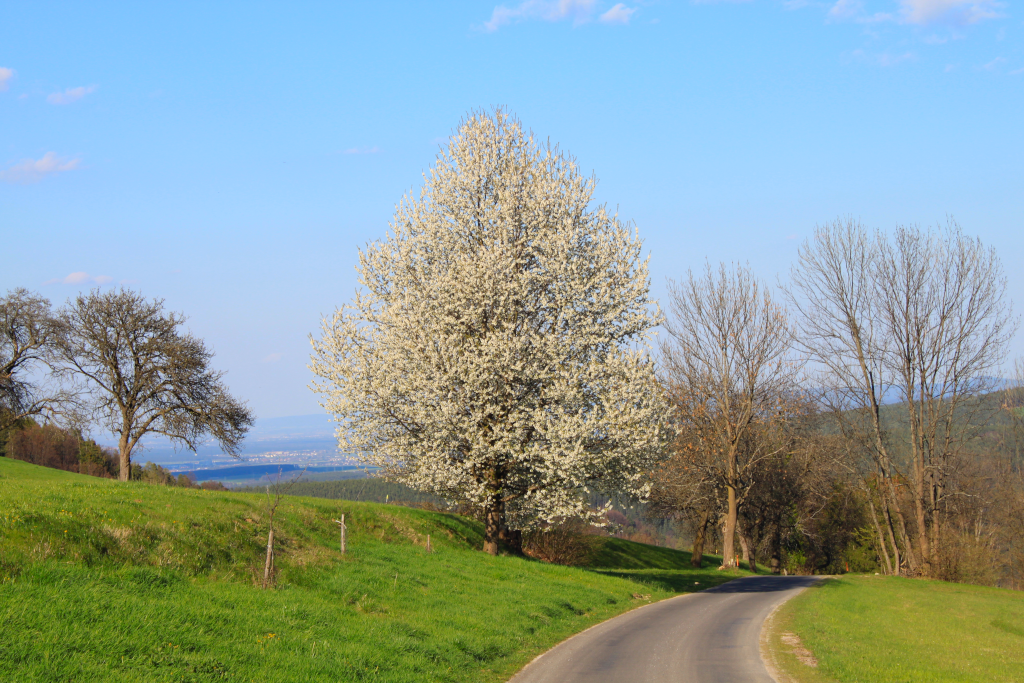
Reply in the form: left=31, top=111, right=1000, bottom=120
left=311, top=109, right=670, bottom=554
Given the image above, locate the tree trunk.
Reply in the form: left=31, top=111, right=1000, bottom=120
left=118, top=433, right=131, bottom=482
left=722, top=485, right=737, bottom=568
left=263, top=525, right=275, bottom=589
left=691, top=510, right=710, bottom=568
left=867, top=496, right=893, bottom=576
left=915, top=470, right=930, bottom=577
left=883, top=498, right=902, bottom=575
left=483, top=497, right=502, bottom=556
left=738, top=526, right=757, bottom=573
left=930, top=481, right=941, bottom=575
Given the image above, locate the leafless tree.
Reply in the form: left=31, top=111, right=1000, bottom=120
left=0, top=289, right=80, bottom=432
left=660, top=262, right=799, bottom=568
left=648, top=434, right=723, bottom=568
left=785, top=218, right=1017, bottom=577
left=52, top=288, right=255, bottom=481
left=262, top=467, right=306, bottom=588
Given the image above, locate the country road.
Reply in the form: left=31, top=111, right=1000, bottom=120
left=510, top=575, right=821, bottom=683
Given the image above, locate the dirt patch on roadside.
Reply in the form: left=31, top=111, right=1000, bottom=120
left=780, top=631, right=818, bottom=667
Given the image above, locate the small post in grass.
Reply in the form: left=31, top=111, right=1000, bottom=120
left=426, top=534, right=432, bottom=553
left=333, top=514, right=347, bottom=554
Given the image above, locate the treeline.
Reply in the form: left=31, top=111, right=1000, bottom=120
left=235, top=478, right=444, bottom=505
left=2, top=419, right=228, bottom=490
left=2, top=418, right=120, bottom=478
left=647, top=220, right=1024, bottom=588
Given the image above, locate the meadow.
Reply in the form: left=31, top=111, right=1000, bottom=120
left=0, top=457, right=746, bottom=682
left=767, top=574, right=1024, bottom=683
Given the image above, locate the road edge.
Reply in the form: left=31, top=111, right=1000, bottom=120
left=759, top=577, right=827, bottom=683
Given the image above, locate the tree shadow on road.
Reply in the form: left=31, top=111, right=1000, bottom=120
left=587, top=568, right=748, bottom=594
left=706, top=575, right=827, bottom=593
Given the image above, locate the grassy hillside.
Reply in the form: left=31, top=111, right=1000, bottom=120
left=0, top=457, right=745, bottom=682
left=766, top=575, right=1024, bottom=683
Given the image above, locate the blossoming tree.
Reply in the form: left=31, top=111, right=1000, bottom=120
left=310, top=109, right=669, bottom=554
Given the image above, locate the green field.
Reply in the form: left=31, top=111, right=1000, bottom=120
left=767, top=575, right=1024, bottom=683
left=0, top=458, right=745, bottom=682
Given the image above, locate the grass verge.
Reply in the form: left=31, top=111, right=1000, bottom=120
left=0, top=458, right=746, bottom=682
left=764, top=574, right=1024, bottom=683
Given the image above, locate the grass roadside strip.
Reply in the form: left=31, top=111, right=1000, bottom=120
left=763, top=575, right=1024, bottom=683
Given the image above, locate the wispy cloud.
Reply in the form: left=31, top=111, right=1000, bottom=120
left=825, top=0, right=1001, bottom=25
left=599, top=3, right=638, bottom=23
left=982, top=56, right=1006, bottom=69
left=43, top=272, right=114, bottom=286
left=0, top=152, right=81, bottom=184
left=343, top=146, right=382, bottom=155
left=826, top=0, right=894, bottom=23
left=899, top=0, right=1003, bottom=24
left=482, top=0, right=600, bottom=31
left=47, top=85, right=97, bottom=105
left=0, top=67, right=14, bottom=92
left=1011, top=67, right=1024, bottom=75
left=262, top=353, right=285, bottom=363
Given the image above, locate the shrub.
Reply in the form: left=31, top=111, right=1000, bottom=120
left=523, top=520, right=595, bottom=566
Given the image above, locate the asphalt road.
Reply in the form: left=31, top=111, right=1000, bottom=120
left=510, top=575, right=820, bottom=683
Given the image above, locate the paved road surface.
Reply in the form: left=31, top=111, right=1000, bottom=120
left=510, top=575, right=820, bottom=683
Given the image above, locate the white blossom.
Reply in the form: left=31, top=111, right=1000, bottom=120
left=310, top=109, right=670, bottom=552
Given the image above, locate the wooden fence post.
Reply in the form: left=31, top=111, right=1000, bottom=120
left=333, top=515, right=347, bottom=555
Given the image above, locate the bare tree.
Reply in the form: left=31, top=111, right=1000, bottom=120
left=660, top=262, right=798, bottom=568
left=262, top=467, right=306, bottom=588
left=648, top=433, right=722, bottom=568
left=52, top=288, right=254, bottom=481
left=786, top=218, right=1017, bottom=577
left=0, top=289, right=79, bottom=432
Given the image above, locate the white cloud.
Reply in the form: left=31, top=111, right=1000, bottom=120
left=600, top=3, right=637, bottom=23
left=262, top=353, right=285, bottom=363
left=47, top=85, right=97, bottom=105
left=982, top=56, right=1006, bottom=69
left=828, top=0, right=863, bottom=19
left=0, top=67, right=14, bottom=92
left=43, top=272, right=114, bottom=286
left=343, top=146, right=382, bottom=154
left=898, top=0, right=1003, bottom=24
left=1011, top=67, right=1024, bottom=75
left=482, top=0, right=597, bottom=31
left=0, top=152, right=81, bottom=184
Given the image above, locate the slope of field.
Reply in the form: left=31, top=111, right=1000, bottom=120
left=766, top=575, right=1024, bottom=683
left=0, top=458, right=746, bottom=682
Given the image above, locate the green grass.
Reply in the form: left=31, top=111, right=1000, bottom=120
left=0, top=458, right=746, bottom=682
left=770, top=575, right=1024, bottom=683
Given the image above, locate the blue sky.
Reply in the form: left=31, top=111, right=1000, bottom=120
left=2, top=0, right=1021, bottom=419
